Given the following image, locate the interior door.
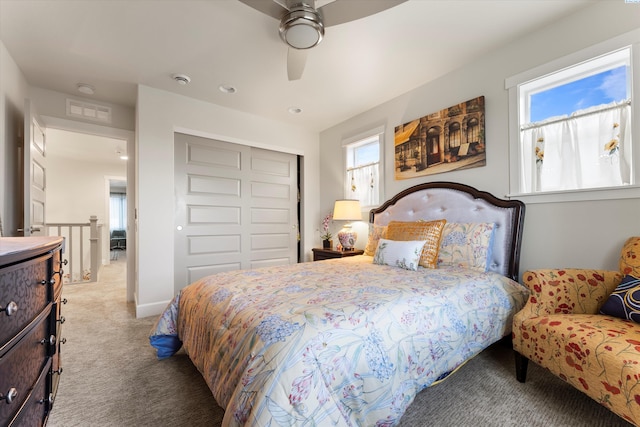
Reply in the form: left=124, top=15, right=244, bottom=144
left=174, top=133, right=299, bottom=290
left=22, top=99, right=46, bottom=236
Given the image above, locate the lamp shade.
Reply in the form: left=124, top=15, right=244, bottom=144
left=333, top=200, right=362, bottom=250
left=332, top=200, right=362, bottom=221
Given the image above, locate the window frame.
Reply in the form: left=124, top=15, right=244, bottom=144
left=505, top=29, right=640, bottom=204
left=342, top=126, right=385, bottom=209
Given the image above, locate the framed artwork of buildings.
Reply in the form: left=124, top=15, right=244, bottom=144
left=394, top=96, right=486, bottom=180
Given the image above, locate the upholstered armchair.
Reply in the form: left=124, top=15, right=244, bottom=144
left=513, top=237, right=640, bottom=425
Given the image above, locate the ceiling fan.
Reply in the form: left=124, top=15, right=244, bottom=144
left=238, top=0, right=407, bottom=81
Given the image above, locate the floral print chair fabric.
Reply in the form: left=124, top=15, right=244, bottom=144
left=621, top=236, right=640, bottom=278
left=513, top=238, right=640, bottom=426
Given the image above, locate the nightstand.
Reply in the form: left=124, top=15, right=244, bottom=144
left=312, top=248, right=364, bottom=261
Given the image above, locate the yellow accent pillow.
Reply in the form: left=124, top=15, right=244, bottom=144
left=385, top=219, right=447, bottom=268
left=364, top=225, right=388, bottom=256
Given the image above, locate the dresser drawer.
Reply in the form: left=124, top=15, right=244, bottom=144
left=0, top=254, right=52, bottom=352
left=0, top=308, right=52, bottom=426
left=7, top=358, right=51, bottom=427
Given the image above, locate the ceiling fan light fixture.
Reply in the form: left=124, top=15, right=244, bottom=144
left=279, top=6, right=324, bottom=49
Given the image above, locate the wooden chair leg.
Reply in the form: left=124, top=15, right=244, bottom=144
left=515, top=351, right=529, bottom=383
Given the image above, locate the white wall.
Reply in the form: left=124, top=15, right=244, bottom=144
left=135, top=85, right=320, bottom=318
left=47, top=154, right=126, bottom=224
left=320, top=1, right=640, bottom=276
left=29, top=86, right=135, bottom=132
left=0, top=40, right=30, bottom=236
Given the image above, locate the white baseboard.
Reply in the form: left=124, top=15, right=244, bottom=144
left=136, top=299, right=170, bottom=319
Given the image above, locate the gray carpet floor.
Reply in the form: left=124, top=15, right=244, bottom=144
left=47, top=255, right=633, bottom=427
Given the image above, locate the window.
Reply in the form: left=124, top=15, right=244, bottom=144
left=109, top=193, right=127, bottom=231
left=449, top=122, right=461, bottom=148
left=467, top=118, right=479, bottom=144
left=343, top=127, right=384, bottom=208
left=506, top=32, right=640, bottom=203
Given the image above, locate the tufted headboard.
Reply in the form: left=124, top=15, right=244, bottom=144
left=369, top=182, right=525, bottom=281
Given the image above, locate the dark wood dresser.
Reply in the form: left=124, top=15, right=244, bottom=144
left=0, top=237, right=65, bottom=426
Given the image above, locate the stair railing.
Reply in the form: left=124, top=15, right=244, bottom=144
left=45, top=216, right=102, bottom=284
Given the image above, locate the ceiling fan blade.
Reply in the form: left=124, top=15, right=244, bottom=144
left=320, top=0, right=407, bottom=27
left=237, top=0, right=288, bottom=20
left=287, top=48, right=307, bottom=81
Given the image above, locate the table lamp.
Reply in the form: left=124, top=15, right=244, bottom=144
left=332, top=199, right=362, bottom=250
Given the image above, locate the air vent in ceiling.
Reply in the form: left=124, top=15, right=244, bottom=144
left=66, top=99, right=112, bottom=123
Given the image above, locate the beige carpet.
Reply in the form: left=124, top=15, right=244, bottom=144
left=47, top=254, right=632, bottom=427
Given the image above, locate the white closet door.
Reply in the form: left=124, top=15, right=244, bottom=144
left=174, top=133, right=298, bottom=290
left=248, top=147, right=298, bottom=268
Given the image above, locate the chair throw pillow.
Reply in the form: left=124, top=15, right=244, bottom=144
left=373, top=239, right=427, bottom=271
left=600, top=275, right=640, bottom=322
left=385, top=219, right=446, bottom=269
left=620, top=236, right=640, bottom=278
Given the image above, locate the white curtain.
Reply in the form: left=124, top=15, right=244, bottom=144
left=520, top=100, right=631, bottom=193
left=110, top=193, right=127, bottom=231
left=346, top=163, right=379, bottom=207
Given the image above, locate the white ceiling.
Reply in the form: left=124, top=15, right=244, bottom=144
left=0, top=0, right=596, bottom=132
left=46, top=127, right=127, bottom=165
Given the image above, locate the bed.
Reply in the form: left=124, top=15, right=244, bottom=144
left=150, top=181, right=529, bottom=426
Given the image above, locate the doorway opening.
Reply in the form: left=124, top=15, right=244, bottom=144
left=46, top=128, right=128, bottom=280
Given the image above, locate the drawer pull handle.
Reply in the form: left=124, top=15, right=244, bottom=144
left=53, top=367, right=63, bottom=375
left=40, top=278, right=55, bottom=286
left=38, top=393, right=54, bottom=405
left=60, top=337, right=67, bottom=345
left=54, top=260, right=68, bottom=277
left=62, top=298, right=68, bottom=305
left=1, top=301, right=18, bottom=316
left=40, top=335, right=56, bottom=346
left=59, top=316, right=66, bottom=324
left=1, top=388, right=18, bottom=404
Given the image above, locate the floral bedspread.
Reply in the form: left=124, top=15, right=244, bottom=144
left=150, top=256, right=528, bottom=426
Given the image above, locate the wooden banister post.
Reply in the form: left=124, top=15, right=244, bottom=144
left=89, top=216, right=99, bottom=282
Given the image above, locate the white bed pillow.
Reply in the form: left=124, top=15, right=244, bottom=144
left=373, top=239, right=427, bottom=271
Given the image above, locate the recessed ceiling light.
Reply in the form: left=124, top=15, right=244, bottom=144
left=218, top=84, right=237, bottom=94
left=77, top=83, right=95, bottom=95
left=172, top=73, right=191, bottom=85
left=288, top=106, right=303, bottom=114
